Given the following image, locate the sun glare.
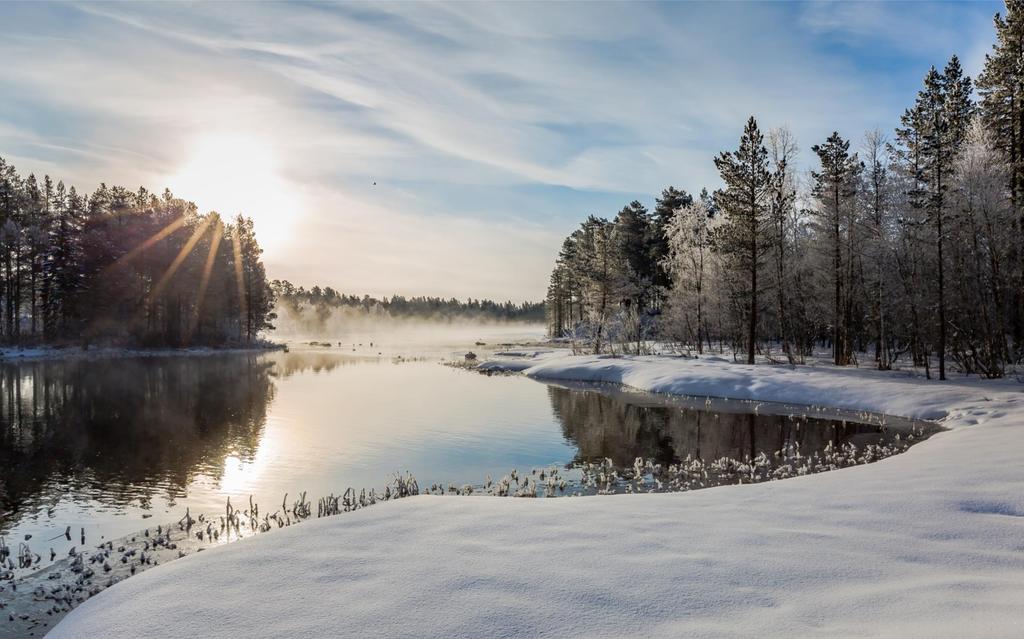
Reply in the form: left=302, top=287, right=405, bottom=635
left=166, top=134, right=299, bottom=254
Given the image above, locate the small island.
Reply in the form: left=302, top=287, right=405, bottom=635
left=0, top=161, right=275, bottom=351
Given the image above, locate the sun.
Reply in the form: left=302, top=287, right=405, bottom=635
left=166, top=134, right=299, bottom=254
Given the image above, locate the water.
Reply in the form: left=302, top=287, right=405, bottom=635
left=0, top=330, right=931, bottom=578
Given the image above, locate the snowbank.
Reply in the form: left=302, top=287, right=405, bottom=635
left=52, top=353, right=1024, bottom=638
left=489, top=351, right=1001, bottom=420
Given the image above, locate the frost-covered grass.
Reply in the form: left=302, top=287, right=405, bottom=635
left=52, top=352, right=1024, bottom=638
left=422, top=431, right=929, bottom=498
left=0, top=475, right=424, bottom=638
left=5, top=421, right=921, bottom=636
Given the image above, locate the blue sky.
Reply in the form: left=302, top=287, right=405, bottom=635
left=0, top=1, right=1004, bottom=301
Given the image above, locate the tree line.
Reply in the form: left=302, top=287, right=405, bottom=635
left=273, top=280, right=544, bottom=323
left=0, top=159, right=275, bottom=347
left=546, top=2, right=1024, bottom=379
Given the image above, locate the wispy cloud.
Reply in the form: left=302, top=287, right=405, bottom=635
left=0, top=0, right=1004, bottom=300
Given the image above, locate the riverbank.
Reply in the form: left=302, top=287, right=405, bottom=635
left=0, top=342, right=284, bottom=363
left=52, top=352, right=1024, bottom=638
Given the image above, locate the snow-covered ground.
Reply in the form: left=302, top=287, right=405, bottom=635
left=52, top=352, right=1024, bottom=638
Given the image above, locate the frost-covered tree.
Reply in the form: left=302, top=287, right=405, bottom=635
left=571, top=216, right=621, bottom=353
left=766, top=127, right=799, bottom=362
left=651, top=186, right=693, bottom=296
left=977, top=0, right=1024, bottom=348
left=893, top=59, right=974, bottom=379
left=861, top=129, right=896, bottom=369
left=539, top=7, right=1024, bottom=372
left=662, top=198, right=720, bottom=353
left=949, top=118, right=1014, bottom=376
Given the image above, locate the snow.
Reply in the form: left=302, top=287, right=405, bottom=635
left=484, top=351, right=993, bottom=420
left=52, top=352, right=1024, bottom=638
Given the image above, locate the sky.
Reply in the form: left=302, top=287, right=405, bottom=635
left=0, top=0, right=1005, bottom=302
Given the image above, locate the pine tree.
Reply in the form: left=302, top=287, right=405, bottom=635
left=545, top=265, right=569, bottom=337
left=812, top=132, right=861, bottom=366
left=0, top=156, right=278, bottom=347
left=0, top=157, right=19, bottom=342
left=713, top=116, right=772, bottom=364
left=575, top=216, right=619, bottom=353
left=52, top=183, right=85, bottom=337
left=0, top=161, right=24, bottom=342
left=556, top=233, right=583, bottom=329
left=977, top=1, right=1024, bottom=203
left=976, top=0, right=1024, bottom=345
left=901, top=60, right=974, bottom=379
left=231, top=215, right=275, bottom=343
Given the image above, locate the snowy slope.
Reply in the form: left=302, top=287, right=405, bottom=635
left=51, top=354, right=1024, bottom=638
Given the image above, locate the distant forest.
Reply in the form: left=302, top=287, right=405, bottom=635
left=272, top=280, right=545, bottom=323
left=547, top=4, right=1024, bottom=379
left=0, top=159, right=274, bottom=347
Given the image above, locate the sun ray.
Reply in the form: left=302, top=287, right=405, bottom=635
left=106, top=216, right=188, bottom=272
left=231, top=225, right=249, bottom=340
left=185, top=218, right=224, bottom=344
left=149, top=217, right=214, bottom=304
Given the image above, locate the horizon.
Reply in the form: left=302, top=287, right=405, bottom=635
left=0, top=0, right=1004, bottom=302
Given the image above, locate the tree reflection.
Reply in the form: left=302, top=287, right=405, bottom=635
left=270, top=350, right=375, bottom=378
left=547, top=385, right=881, bottom=467
left=0, top=355, right=274, bottom=523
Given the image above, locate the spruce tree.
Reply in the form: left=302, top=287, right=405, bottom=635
left=613, top=200, right=655, bottom=313
left=651, top=187, right=693, bottom=294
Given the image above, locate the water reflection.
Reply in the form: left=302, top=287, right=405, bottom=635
left=0, top=356, right=273, bottom=523
left=548, top=383, right=907, bottom=468
left=272, top=350, right=371, bottom=377
left=0, top=349, right=930, bottom=579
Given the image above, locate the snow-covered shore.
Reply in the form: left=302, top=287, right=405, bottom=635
left=52, top=352, right=1024, bottom=638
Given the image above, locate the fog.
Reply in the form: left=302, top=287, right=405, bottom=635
left=271, top=303, right=546, bottom=355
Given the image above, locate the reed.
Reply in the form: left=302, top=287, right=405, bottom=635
left=0, top=427, right=928, bottom=638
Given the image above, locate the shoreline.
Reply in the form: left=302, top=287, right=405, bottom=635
left=0, top=358, right=936, bottom=636
left=480, top=349, right=1019, bottom=420
left=0, top=342, right=285, bottom=364
left=0, top=477, right=421, bottom=639
left=49, top=352, right=1024, bottom=638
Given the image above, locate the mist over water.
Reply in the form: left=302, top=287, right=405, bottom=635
left=271, top=303, right=546, bottom=357
left=0, top=337, right=929, bottom=583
